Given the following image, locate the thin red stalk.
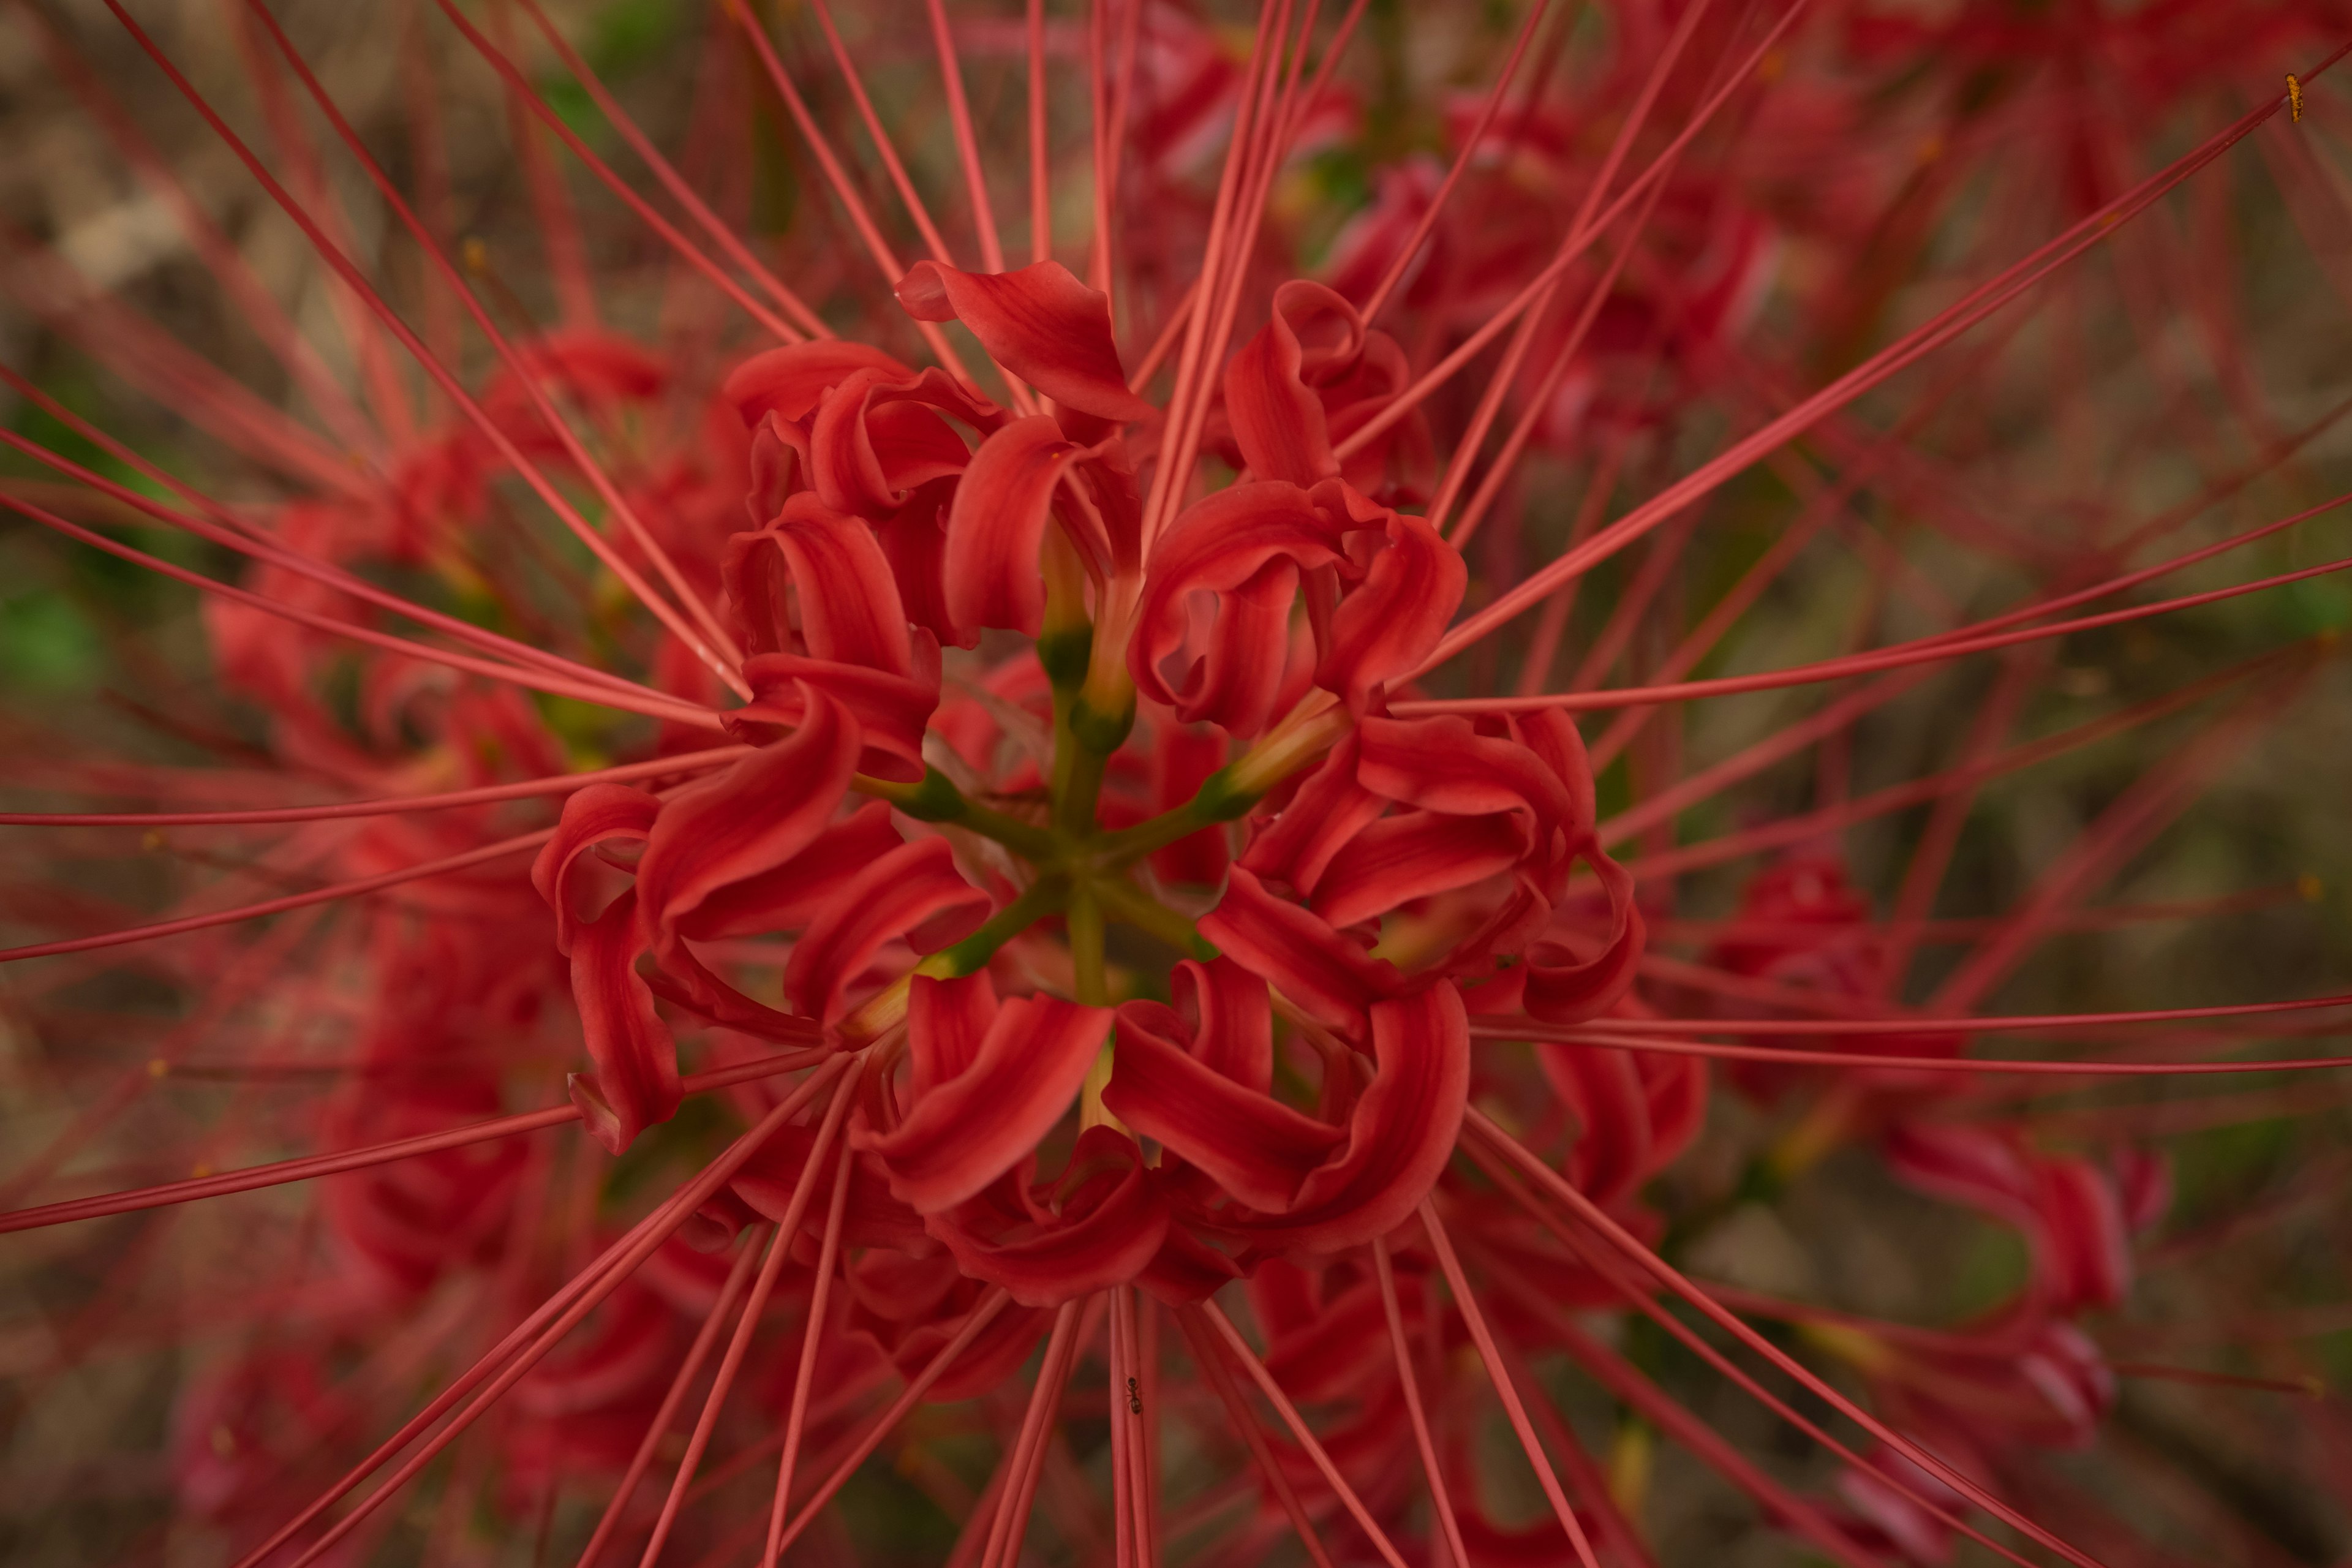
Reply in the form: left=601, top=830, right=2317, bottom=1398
left=1433, top=0, right=1712, bottom=541
left=235, top=1071, right=840, bottom=1568
left=1929, top=673, right=2312, bottom=1017
left=1128, top=0, right=1322, bottom=561
left=510, top=0, right=827, bottom=337
left=0, top=818, right=552, bottom=966
left=396, top=0, right=465, bottom=388
left=1419, top=40, right=2352, bottom=673
left=0, top=745, right=749, bottom=827
left=576, top=1236, right=769, bottom=1568
left=25, top=5, right=380, bottom=461
left=1580, top=340, right=2000, bottom=771
left=1446, top=173, right=1670, bottom=550
left=1, top=493, right=723, bottom=732
left=642, top=1071, right=859, bottom=1568
left=1334, top=0, right=1810, bottom=473
left=1418, top=1199, right=1605, bottom=1568
left=1614, top=640, right=2299, bottom=872
left=1502, top=991, right=2352, bottom=1036
left=1167, top=1307, right=1338, bottom=1568
left=1474, top=1246, right=1888, bottom=1568
left=759, top=1135, right=859, bottom=1568
left=944, top=1433, right=1021, bottom=1568
left=1648, top=884, right=2316, bottom=946
left=1358, top=0, right=1556, bottom=323
left=1487, top=1325, right=1661, bottom=1568
left=1466, top=1109, right=2104, bottom=1568
left=442, top=0, right=817, bottom=342
left=1127, top=279, right=1198, bottom=390
left=270, top=1084, right=835, bottom=1568
left=1515, top=430, right=1637, bottom=695
left=2109, top=1363, right=2325, bottom=1397
left=0, top=232, right=363, bottom=495
left=1466, top=1153, right=2060, bottom=1568
left=1193, top=1300, right=1412, bottom=1568
left=219, top=0, right=416, bottom=446
left=1134, top=0, right=1284, bottom=555
left=1471, top=1026, right=2352, bottom=1079
left=0, top=909, right=321, bottom=1210
left=1109, top=1289, right=1136, bottom=1568
left=1570, top=513, right=1700, bottom=696
left=1110, top=1285, right=1160, bottom=1568
left=1597, top=668, right=1931, bottom=845
left=1028, top=0, right=1050, bottom=265
left=0, top=1048, right=828, bottom=1236
left=1182, top=0, right=1322, bottom=470
left=1087, top=0, right=1112, bottom=292
left=765, top=1289, right=1015, bottom=1557
left=929, top=0, right=1007, bottom=274
left=984, top=1299, right=1080, bottom=1568
left=804, top=0, right=957, bottom=266
left=1404, top=543, right=2352, bottom=717
left=104, top=0, right=748, bottom=693
left=479, top=0, right=597, bottom=328
left=0, top=365, right=679, bottom=711
left=725, top=0, right=978, bottom=388
left=1370, top=1238, right=1472, bottom=1568
left=238, top=0, right=751, bottom=684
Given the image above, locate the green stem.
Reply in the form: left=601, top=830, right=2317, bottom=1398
left=1066, top=880, right=1109, bottom=1006
left=918, top=874, right=1068, bottom=980
left=858, top=767, right=1058, bottom=861
left=1091, top=876, right=1218, bottom=960
left=1098, top=764, right=1257, bottom=866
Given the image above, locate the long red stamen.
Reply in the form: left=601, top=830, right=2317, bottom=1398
left=1420, top=1199, right=1605, bottom=1568
left=1193, top=1299, right=1413, bottom=1568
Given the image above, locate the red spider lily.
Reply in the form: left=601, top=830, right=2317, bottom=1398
left=3, top=3, right=2352, bottom=1567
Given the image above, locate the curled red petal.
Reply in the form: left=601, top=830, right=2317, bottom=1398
left=1107, top=993, right=1346, bottom=1212
left=667, top=800, right=900, bottom=943
left=733, top=651, right=942, bottom=783
left=1147, top=717, right=1232, bottom=889
left=1535, top=1041, right=1654, bottom=1208
left=748, top=494, right=919, bottom=674
left=724, top=341, right=913, bottom=427
left=1198, top=866, right=1399, bottom=1038
left=1129, top=480, right=1349, bottom=735
left=564, top=888, right=680, bottom=1154
left=928, top=1128, right=1172, bottom=1307
left=1223, top=279, right=1360, bottom=484
left=1520, top=845, right=1646, bottom=1023
left=908, top=974, right=1000, bottom=1100
left=1313, top=488, right=1464, bottom=714
left=1254, top=982, right=1469, bottom=1253
left=878, top=477, right=960, bottom=648
left=897, top=260, right=1153, bottom=423
left=530, top=783, right=660, bottom=954
left=944, top=414, right=1090, bottom=638
left=783, top=837, right=990, bottom=1025
left=861, top=986, right=1113, bottom=1212
left=809, top=369, right=976, bottom=517
left=633, top=690, right=859, bottom=973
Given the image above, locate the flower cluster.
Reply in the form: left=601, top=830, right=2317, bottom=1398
left=1, top=2, right=2348, bottom=1567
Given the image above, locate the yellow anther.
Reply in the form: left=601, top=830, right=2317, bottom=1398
left=460, top=236, right=491, bottom=274
left=2288, top=74, right=2305, bottom=124
left=1607, top=1420, right=1654, bottom=1518
left=2301, top=873, right=2325, bottom=903
left=1797, top=1319, right=1891, bottom=1371
left=141, top=829, right=167, bottom=853
left=190, top=1163, right=214, bottom=1179
left=146, top=1058, right=169, bottom=1078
